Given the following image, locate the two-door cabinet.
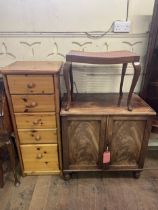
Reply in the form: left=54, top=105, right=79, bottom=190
left=1, top=61, right=63, bottom=175
left=60, top=93, right=155, bottom=179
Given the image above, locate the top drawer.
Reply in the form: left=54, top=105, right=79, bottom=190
left=7, top=75, right=54, bottom=94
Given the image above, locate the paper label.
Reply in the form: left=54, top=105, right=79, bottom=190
left=103, top=151, right=110, bottom=164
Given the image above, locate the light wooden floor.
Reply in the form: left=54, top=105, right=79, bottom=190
left=0, top=150, right=158, bottom=210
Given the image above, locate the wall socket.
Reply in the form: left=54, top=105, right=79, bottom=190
left=113, top=21, right=130, bottom=33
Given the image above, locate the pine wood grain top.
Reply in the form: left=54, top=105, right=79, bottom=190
left=61, top=93, right=156, bottom=116
left=1, top=61, right=63, bottom=74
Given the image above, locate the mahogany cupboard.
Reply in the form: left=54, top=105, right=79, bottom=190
left=1, top=61, right=63, bottom=175
left=61, top=93, right=155, bottom=179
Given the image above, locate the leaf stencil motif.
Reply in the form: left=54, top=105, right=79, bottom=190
left=47, top=42, right=65, bottom=58
left=72, top=41, right=92, bottom=51
left=0, top=42, right=16, bottom=59
left=122, top=41, right=142, bottom=52
left=20, top=41, right=41, bottom=56
left=104, top=42, right=109, bottom=51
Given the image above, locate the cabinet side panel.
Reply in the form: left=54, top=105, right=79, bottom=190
left=68, top=120, right=100, bottom=168
left=110, top=120, right=146, bottom=167
left=2, top=75, right=24, bottom=175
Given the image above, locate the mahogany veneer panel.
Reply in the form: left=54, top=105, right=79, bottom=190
left=109, top=119, right=146, bottom=167
left=68, top=120, right=100, bottom=168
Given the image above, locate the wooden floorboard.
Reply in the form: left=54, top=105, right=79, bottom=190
left=0, top=150, right=158, bottom=210
left=28, top=176, right=51, bottom=210
left=0, top=175, right=37, bottom=210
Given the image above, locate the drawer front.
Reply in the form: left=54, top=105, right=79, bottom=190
left=7, top=75, right=54, bottom=94
left=15, top=113, right=56, bottom=129
left=18, top=129, right=57, bottom=144
left=20, top=144, right=59, bottom=172
left=12, top=95, right=55, bottom=113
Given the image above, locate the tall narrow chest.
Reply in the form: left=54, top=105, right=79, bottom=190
left=1, top=61, right=62, bottom=175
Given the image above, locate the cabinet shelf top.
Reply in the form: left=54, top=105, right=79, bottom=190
left=61, top=93, right=156, bottom=116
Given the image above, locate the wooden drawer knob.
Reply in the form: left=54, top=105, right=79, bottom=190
left=35, top=135, right=41, bottom=141
left=33, top=120, right=38, bottom=125
left=27, top=83, right=36, bottom=89
left=33, top=119, right=41, bottom=125
left=36, top=153, right=43, bottom=159
left=26, top=101, right=38, bottom=108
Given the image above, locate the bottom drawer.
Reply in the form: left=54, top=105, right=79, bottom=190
left=20, top=144, right=59, bottom=172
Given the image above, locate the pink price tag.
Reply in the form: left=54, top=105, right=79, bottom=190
left=103, top=151, right=110, bottom=164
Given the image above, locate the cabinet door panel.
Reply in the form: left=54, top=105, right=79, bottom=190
left=69, top=121, right=99, bottom=166
left=109, top=118, right=146, bottom=168
left=62, top=117, right=105, bottom=170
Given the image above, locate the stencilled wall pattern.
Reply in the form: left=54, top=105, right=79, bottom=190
left=0, top=0, right=155, bottom=94
left=0, top=35, right=149, bottom=93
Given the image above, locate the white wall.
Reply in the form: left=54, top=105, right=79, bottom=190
left=0, top=0, right=127, bottom=32
left=0, top=0, right=155, bottom=94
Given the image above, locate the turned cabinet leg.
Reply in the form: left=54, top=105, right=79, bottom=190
left=133, top=171, right=141, bottom=179
left=119, top=63, right=128, bottom=96
left=127, top=62, right=141, bottom=111
left=63, top=173, right=71, bottom=181
left=63, top=62, right=72, bottom=111
left=6, top=139, right=20, bottom=186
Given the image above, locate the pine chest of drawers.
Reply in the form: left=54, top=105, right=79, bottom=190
left=1, top=61, right=63, bottom=175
